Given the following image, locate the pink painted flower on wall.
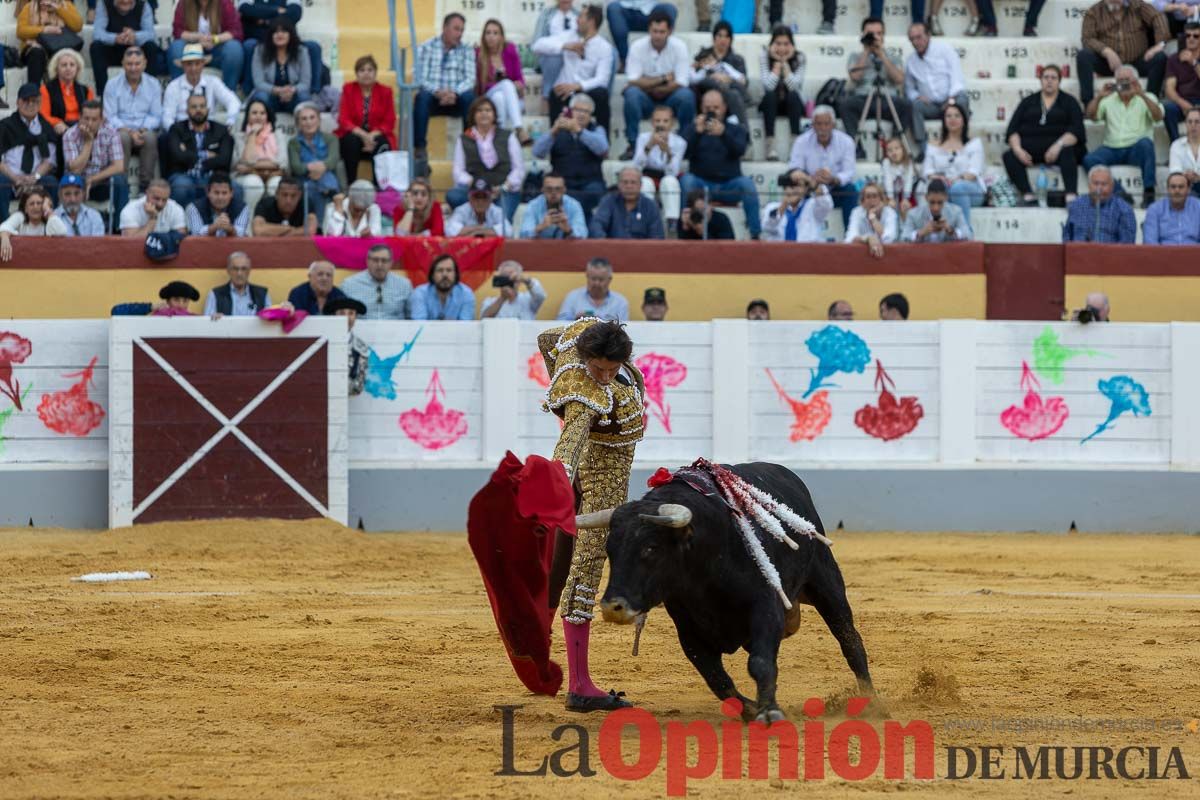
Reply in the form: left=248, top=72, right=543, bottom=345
left=527, top=352, right=550, bottom=388
left=766, top=369, right=832, bottom=442
left=0, top=331, right=33, bottom=411
left=634, top=352, right=687, bottom=433
left=38, top=356, right=105, bottom=436
left=1001, top=361, right=1069, bottom=441
left=400, top=369, right=468, bottom=450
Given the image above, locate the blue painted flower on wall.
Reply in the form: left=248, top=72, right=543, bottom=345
left=1081, top=375, right=1151, bottom=444
left=803, top=325, right=871, bottom=398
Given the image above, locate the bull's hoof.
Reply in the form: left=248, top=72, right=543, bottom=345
left=754, top=706, right=786, bottom=724
left=566, top=690, right=632, bottom=712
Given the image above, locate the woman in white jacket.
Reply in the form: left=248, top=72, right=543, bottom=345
left=323, top=180, right=383, bottom=237
left=922, top=103, right=985, bottom=222
left=844, top=183, right=899, bottom=259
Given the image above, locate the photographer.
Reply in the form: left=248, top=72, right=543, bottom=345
left=480, top=260, right=546, bottom=320
left=1072, top=292, right=1111, bottom=323
left=531, top=92, right=608, bottom=220
left=633, top=105, right=686, bottom=227
left=519, top=172, right=587, bottom=240
left=1083, top=65, right=1163, bottom=209
left=901, top=178, right=972, bottom=242
left=840, top=18, right=912, bottom=156
left=761, top=169, right=833, bottom=243
left=680, top=89, right=761, bottom=239
left=677, top=188, right=734, bottom=240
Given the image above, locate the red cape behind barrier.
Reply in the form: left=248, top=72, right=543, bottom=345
left=467, top=451, right=575, bottom=696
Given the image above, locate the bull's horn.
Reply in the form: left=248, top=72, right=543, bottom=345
left=575, top=508, right=615, bottom=529
left=638, top=503, right=692, bottom=528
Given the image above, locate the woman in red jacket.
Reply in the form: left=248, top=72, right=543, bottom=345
left=336, top=54, right=397, bottom=186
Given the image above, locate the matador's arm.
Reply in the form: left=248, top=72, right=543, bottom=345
left=553, top=401, right=596, bottom=483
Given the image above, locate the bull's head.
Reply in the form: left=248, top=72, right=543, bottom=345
left=596, top=502, right=693, bottom=625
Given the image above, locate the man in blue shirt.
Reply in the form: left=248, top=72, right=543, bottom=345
left=205, top=251, right=273, bottom=317
left=287, top=260, right=347, bottom=314
left=589, top=166, right=664, bottom=239
left=1063, top=165, right=1137, bottom=243
left=103, top=47, right=162, bottom=194
left=90, top=0, right=162, bottom=95
left=410, top=254, right=477, bottom=320
left=519, top=172, right=588, bottom=239
left=556, top=258, right=630, bottom=321
left=1143, top=172, right=1200, bottom=244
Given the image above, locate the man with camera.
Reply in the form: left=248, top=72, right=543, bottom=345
left=677, top=188, right=734, bottom=239
left=1064, top=165, right=1137, bottom=242
left=481, top=260, right=547, bottom=320
left=1073, top=292, right=1111, bottom=323
left=633, top=105, right=686, bottom=227
left=531, top=93, right=609, bottom=220
left=519, top=172, right=588, bottom=240
left=904, top=21, right=968, bottom=161
left=761, top=169, right=834, bottom=242
left=1077, top=0, right=1168, bottom=106
left=901, top=178, right=972, bottom=242
left=841, top=17, right=912, bottom=158
left=1083, top=65, right=1163, bottom=208
left=679, top=89, right=760, bottom=239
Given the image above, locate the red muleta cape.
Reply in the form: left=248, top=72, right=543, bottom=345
left=467, top=451, right=576, bottom=696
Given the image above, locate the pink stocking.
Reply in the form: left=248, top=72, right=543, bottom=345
left=562, top=619, right=604, bottom=697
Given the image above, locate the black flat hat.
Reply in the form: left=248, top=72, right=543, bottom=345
left=324, top=297, right=368, bottom=315
left=158, top=281, right=200, bottom=301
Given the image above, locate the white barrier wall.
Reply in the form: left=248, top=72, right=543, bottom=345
left=3, top=319, right=1200, bottom=471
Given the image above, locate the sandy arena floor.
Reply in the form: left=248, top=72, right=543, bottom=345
left=1, top=520, right=1198, bottom=799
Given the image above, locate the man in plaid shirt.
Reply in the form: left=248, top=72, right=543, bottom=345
left=413, top=12, right=476, bottom=158
left=1063, top=165, right=1137, bottom=242
left=62, top=99, right=129, bottom=224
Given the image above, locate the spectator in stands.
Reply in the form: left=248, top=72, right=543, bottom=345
left=327, top=299, right=370, bottom=394
left=413, top=13, right=475, bottom=160
left=336, top=55, right=397, bottom=187
left=91, top=0, right=162, bottom=96
left=759, top=26, right=806, bottom=162
left=40, top=50, right=93, bottom=139
left=162, top=43, right=242, bottom=128
left=746, top=298, right=770, bottom=320
left=54, top=173, right=105, bottom=235
left=845, top=183, right=899, bottom=258
left=923, top=104, right=984, bottom=222
left=169, top=0, right=244, bottom=91
left=1164, top=22, right=1200, bottom=144
left=532, top=92, right=608, bottom=219
left=1169, top=107, right=1200, bottom=196
left=288, top=102, right=341, bottom=225
left=0, top=188, right=65, bottom=260
left=681, top=89, right=761, bottom=238
left=410, top=254, right=476, bottom=321
left=879, top=292, right=909, bottom=320
left=205, top=251, right=271, bottom=317
left=882, top=135, right=922, bottom=218
left=634, top=105, right=686, bottom=228
left=1078, top=0, right=1167, bottom=106
left=232, top=98, right=285, bottom=212
left=1083, top=65, right=1163, bottom=208
left=445, top=178, right=511, bottom=237
left=556, top=257, right=629, bottom=321
left=1063, top=165, right=1137, bottom=242
left=591, top=166, right=664, bottom=239
left=620, top=10, right=695, bottom=161
left=63, top=100, right=129, bottom=218
left=0, top=84, right=59, bottom=213
left=533, top=3, right=614, bottom=134
left=16, top=0, right=84, bottom=86
left=607, top=1, right=677, bottom=66
left=1004, top=65, right=1087, bottom=206
left=119, top=178, right=187, bottom=237
left=1074, top=291, right=1111, bottom=321
left=340, top=243, right=412, bottom=320
left=251, top=175, right=316, bottom=235
left=187, top=172, right=248, bottom=236
left=287, top=260, right=345, bottom=315
left=690, top=21, right=749, bottom=123
left=902, top=178, right=972, bottom=242
left=532, top=0, right=579, bottom=101
left=788, top=105, right=857, bottom=226
left=104, top=47, right=161, bottom=196
left=904, top=21, right=968, bottom=160
left=448, top=96, right=524, bottom=222
left=642, top=287, right=668, bottom=321
left=324, top=180, right=383, bottom=238
left=1155, top=0, right=1200, bottom=40
left=475, top=20, right=527, bottom=140
left=249, top=17, right=310, bottom=113
left=678, top=187, right=735, bottom=239
left=762, top=169, right=833, bottom=242
left=828, top=299, right=854, bottom=320
left=481, top=260, right=546, bottom=320
left=392, top=177, right=446, bottom=236
left=164, top=94, right=234, bottom=207
left=239, top=1, right=323, bottom=96
left=520, top=171, right=588, bottom=239
left=841, top=17, right=912, bottom=160
left=1143, top=172, right=1200, bottom=243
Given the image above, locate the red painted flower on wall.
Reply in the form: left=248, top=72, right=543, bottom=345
left=0, top=331, right=33, bottom=411
left=527, top=352, right=550, bottom=388
left=854, top=360, right=924, bottom=441
left=1000, top=361, right=1069, bottom=441
left=766, top=369, right=832, bottom=442
left=634, top=352, right=687, bottom=434
left=400, top=369, right=468, bottom=450
left=38, top=356, right=106, bottom=436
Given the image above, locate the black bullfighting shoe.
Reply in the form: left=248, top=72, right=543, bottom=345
left=565, top=690, right=632, bottom=712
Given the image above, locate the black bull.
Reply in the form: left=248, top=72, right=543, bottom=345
left=598, top=462, right=873, bottom=722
